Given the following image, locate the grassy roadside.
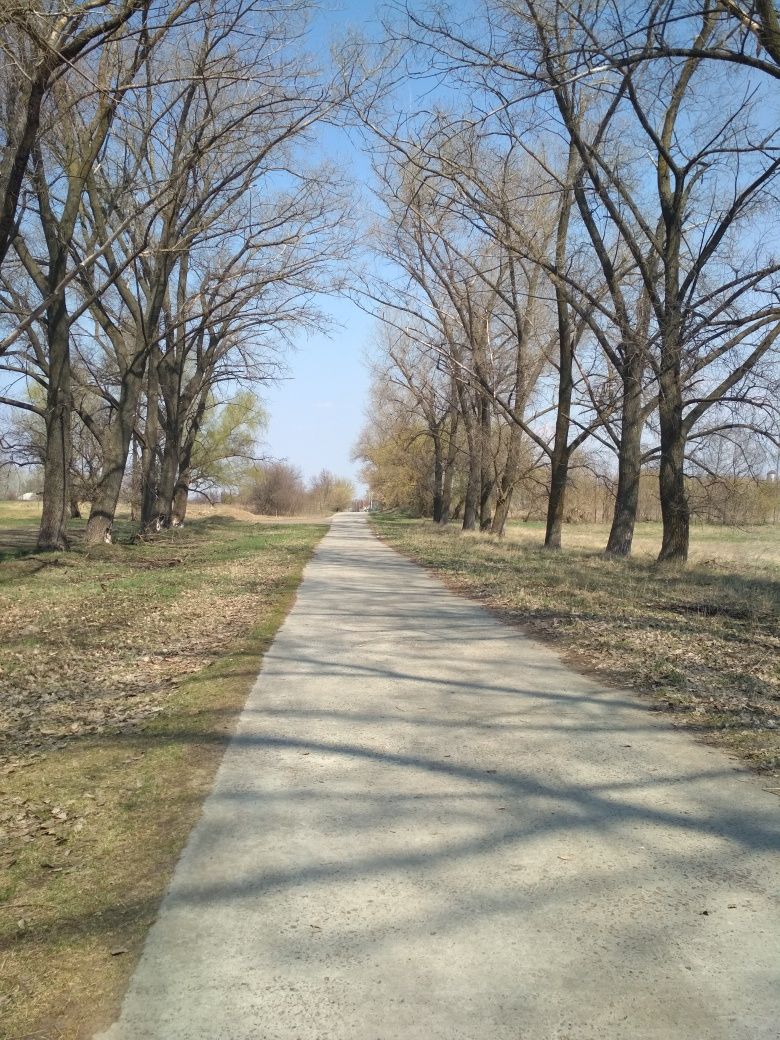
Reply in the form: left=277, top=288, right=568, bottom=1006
left=371, top=514, right=780, bottom=778
left=0, top=511, right=327, bottom=1040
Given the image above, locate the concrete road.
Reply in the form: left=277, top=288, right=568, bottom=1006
left=100, top=514, right=780, bottom=1040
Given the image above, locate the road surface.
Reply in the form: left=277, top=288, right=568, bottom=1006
left=100, top=513, right=780, bottom=1040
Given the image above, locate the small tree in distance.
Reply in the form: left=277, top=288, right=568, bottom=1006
left=306, top=469, right=355, bottom=514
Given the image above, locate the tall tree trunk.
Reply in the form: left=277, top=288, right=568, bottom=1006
left=605, top=363, right=644, bottom=557
left=462, top=449, right=481, bottom=531
left=479, top=483, right=494, bottom=530
left=130, top=434, right=142, bottom=522
left=440, top=471, right=453, bottom=525
left=86, top=259, right=168, bottom=545
left=440, top=414, right=459, bottom=525
left=141, top=347, right=161, bottom=528
left=85, top=429, right=126, bottom=544
left=85, top=367, right=145, bottom=544
left=657, top=186, right=688, bottom=566
left=154, top=427, right=179, bottom=528
left=491, top=486, right=513, bottom=537
left=491, top=426, right=523, bottom=537
left=431, top=431, right=444, bottom=523
left=545, top=292, right=573, bottom=551
left=657, top=369, right=689, bottom=564
left=171, top=469, right=190, bottom=525
left=479, top=396, right=494, bottom=531
left=171, top=427, right=197, bottom=527
left=37, top=310, right=71, bottom=551
left=544, top=162, right=576, bottom=550
left=545, top=451, right=569, bottom=550
left=456, top=380, right=480, bottom=532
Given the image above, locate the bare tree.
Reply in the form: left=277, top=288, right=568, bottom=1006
left=1, top=0, right=194, bottom=548
left=146, top=170, right=346, bottom=532
left=384, top=0, right=780, bottom=563
left=7, top=0, right=347, bottom=545
left=372, top=325, right=461, bottom=523
left=527, top=0, right=780, bottom=561
left=0, top=0, right=355, bottom=551
left=243, top=460, right=305, bottom=517
left=0, top=0, right=152, bottom=267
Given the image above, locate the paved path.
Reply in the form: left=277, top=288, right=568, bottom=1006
left=101, top=514, right=780, bottom=1040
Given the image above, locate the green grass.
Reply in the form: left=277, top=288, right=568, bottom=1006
left=372, top=514, right=780, bottom=777
left=0, top=509, right=327, bottom=1039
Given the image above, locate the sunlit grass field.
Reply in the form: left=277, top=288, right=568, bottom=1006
left=504, top=518, right=780, bottom=571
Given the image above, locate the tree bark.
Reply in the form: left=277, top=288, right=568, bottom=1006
left=479, top=395, right=494, bottom=531
left=432, top=431, right=444, bottom=523
left=85, top=362, right=146, bottom=544
left=456, top=377, right=480, bottom=532
left=605, top=363, right=644, bottom=557
left=129, top=434, right=142, bottom=521
left=171, top=470, right=189, bottom=525
left=141, top=346, right=161, bottom=529
left=657, top=368, right=689, bottom=564
left=545, top=313, right=572, bottom=551
left=462, top=448, right=481, bottom=531
left=154, top=426, right=179, bottom=528
left=545, top=452, right=569, bottom=550
left=440, top=412, right=459, bottom=525
left=37, top=305, right=71, bottom=551
left=544, top=170, right=576, bottom=550
left=85, top=419, right=131, bottom=544
left=38, top=383, right=71, bottom=550
left=491, top=425, right=523, bottom=537
left=491, top=486, right=513, bottom=537
left=171, top=425, right=198, bottom=527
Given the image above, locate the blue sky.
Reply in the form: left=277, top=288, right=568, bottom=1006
left=261, top=295, right=374, bottom=491
left=261, top=0, right=383, bottom=492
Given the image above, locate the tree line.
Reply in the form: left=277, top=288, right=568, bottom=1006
left=237, top=463, right=355, bottom=516
left=0, top=0, right=357, bottom=549
left=2, top=1, right=780, bottom=564
left=354, top=0, right=780, bottom=564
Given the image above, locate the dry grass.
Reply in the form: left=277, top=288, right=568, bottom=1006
left=505, top=519, right=780, bottom=569
left=0, top=501, right=43, bottom=522
left=0, top=510, right=327, bottom=1039
left=372, top=515, right=780, bottom=778
left=186, top=502, right=331, bottom=525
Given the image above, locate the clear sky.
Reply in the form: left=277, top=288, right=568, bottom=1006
left=261, top=1, right=383, bottom=492
left=261, top=296, right=374, bottom=492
